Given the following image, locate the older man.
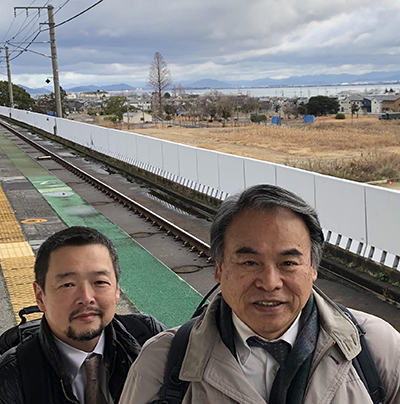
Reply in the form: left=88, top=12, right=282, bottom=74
left=0, top=226, right=164, bottom=404
left=120, top=184, right=400, bottom=404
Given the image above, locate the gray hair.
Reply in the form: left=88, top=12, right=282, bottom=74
left=210, top=184, right=324, bottom=268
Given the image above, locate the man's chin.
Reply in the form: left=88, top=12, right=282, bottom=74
left=65, top=323, right=104, bottom=342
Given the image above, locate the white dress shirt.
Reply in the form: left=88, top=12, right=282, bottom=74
left=232, top=312, right=301, bottom=401
left=54, top=331, right=106, bottom=404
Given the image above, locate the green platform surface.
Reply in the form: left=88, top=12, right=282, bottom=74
left=0, top=130, right=202, bottom=328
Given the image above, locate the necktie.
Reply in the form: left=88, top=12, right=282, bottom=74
left=247, top=336, right=291, bottom=368
left=84, top=354, right=107, bottom=404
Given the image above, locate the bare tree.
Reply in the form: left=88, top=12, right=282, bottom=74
left=148, top=52, right=172, bottom=116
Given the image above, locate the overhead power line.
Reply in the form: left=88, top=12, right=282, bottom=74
left=42, top=0, right=103, bottom=30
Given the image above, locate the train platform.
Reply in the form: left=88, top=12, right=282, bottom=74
left=0, top=126, right=203, bottom=335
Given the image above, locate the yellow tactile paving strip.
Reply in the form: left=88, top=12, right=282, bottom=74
left=0, top=185, right=40, bottom=321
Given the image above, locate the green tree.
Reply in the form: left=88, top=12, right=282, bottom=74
left=306, top=96, right=339, bottom=116
left=250, top=114, right=267, bottom=123
left=164, top=103, right=176, bottom=116
left=0, top=81, right=35, bottom=110
left=297, top=101, right=307, bottom=116
left=102, top=96, right=127, bottom=121
left=34, top=87, right=67, bottom=116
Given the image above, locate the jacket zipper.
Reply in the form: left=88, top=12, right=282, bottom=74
left=60, top=380, right=80, bottom=404
left=301, top=340, right=336, bottom=404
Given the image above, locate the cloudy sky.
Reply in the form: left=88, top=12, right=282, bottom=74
left=0, top=0, right=399, bottom=89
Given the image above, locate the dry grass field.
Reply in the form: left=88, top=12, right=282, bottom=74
left=95, top=115, right=400, bottom=182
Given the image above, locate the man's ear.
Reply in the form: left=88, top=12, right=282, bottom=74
left=214, top=264, right=222, bottom=284
left=33, top=282, right=46, bottom=313
left=311, top=266, right=318, bottom=282
left=115, top=285, right=120, bottom=303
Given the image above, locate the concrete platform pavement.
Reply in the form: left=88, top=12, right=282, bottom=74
left=0, top=125, right=203, bottom=334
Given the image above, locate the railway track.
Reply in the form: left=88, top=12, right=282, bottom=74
left=1, top=118, right=399, bottom=329
left=0, top=119, right=211, bottom=258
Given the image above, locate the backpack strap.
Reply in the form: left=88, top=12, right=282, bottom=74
left=336, top=303, right=386, bottom=404
left=16, top=333, right=50, bottom=404
left=150, top=317, right=198, bottom=404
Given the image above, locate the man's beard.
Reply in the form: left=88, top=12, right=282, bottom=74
left=65, top=307, right=105, bottom=342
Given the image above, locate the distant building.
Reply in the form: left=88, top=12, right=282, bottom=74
left=379, top=94, right=400, bottom=112
left=123, top=111, right=153, bottom=124
left=129, top=94, right=151, bottom=111
left=364, top=94, right=400, bottom=114
left=339, top=95, right=364, bottom=114
left=65, top=92, right=78, bottom=100
left=80, top=90, right=109, bottom=99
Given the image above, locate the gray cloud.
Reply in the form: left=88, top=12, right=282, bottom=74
left=0, top=0, right=399, bottom=88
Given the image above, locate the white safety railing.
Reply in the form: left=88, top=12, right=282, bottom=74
left=1, top=106, right=399, bottom=270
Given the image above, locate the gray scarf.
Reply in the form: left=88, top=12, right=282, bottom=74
left=269, top=294, right=319, bottom=404
left=217, top=294, right=319, bottom=404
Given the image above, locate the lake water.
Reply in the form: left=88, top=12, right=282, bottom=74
left=179, top=83, right=400, bottom=98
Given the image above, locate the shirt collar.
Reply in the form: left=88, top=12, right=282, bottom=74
left=232, top=311, right=301, bottom=365
left=53, top=331, right=106, bottom=381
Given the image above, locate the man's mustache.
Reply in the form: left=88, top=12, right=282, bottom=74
left=69, top=307, right=103, bottom=322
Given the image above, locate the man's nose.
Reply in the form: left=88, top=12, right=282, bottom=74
left=254, top=264, right=283, bottom=291
left=77, top=283, right=95, bottom=305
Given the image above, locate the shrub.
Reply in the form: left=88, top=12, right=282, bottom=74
left=335, top=113, right=346, bottom=120
left=250, top=114, right=267, bottom=123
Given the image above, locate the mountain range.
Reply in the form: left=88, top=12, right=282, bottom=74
left=19, top=71, right=400, bottom=95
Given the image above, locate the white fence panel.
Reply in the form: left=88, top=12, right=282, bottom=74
left=148, top=137, right=164, bottom=168
left=178, top=144, right=198, bottom=182
left=315, top=175, right=367, bottom=243
left=57, top=119, right=82, bottom=143
left=218, top=153, right=245, bottom=196
left=124, top=132, right=138, bottom=161
left=21, top=110, right=33, bottom=126
left=197, top=149, right=219, bottom=189
left=162, top=142, right=180, bottom=175
left=137, top=136, right=150, bottom=164
left=118, top=130, right=134, bottom=161
left=39, top=115, right=56, bottom=133
left=276, top=165, right=316, bottom=208
left=244, top=158, right=276, bottom=188
left=107, top=128, right=121, bottom=158
left=79, top=122, right=96, bottom=148
left=90, top=126, right=109, bottom=153
left=366, top=186, right=400, bottom=255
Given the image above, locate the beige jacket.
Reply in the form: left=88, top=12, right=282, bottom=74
left=120, top=288, right=400, bottom=404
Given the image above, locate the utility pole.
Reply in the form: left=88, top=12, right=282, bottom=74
left=126, top=96, right=130, bottom=130
left=47, top=5, right=62, bottom=118
left=5, top=46, right=14, bottom=108
left=14, top=4, right=62, bottom=117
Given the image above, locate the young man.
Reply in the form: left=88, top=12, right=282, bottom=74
left=120, top=184, right=400, bottom=404
left=0, top=226, right=165, bottom=404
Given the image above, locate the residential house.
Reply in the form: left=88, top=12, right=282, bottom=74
left=339, top=95, right=364, bottom=114
left=123, top=111, right=153, bottom=124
